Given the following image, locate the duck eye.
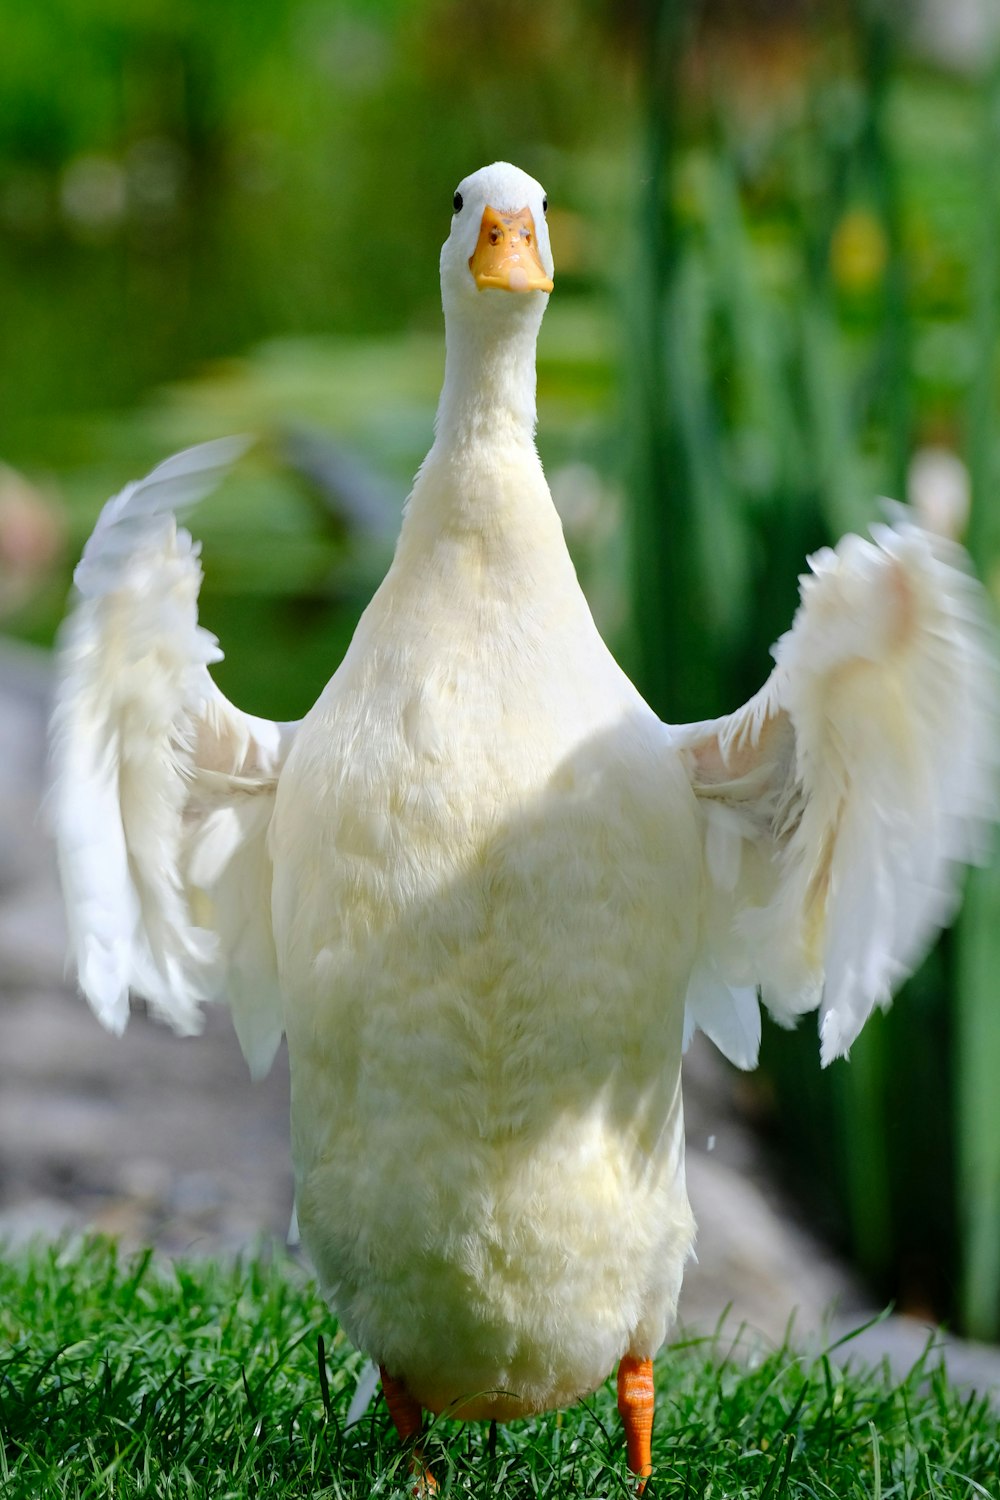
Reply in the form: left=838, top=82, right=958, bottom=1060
left=453, top=190, right=463, bottom=213
left=542, top=195, right=548, bottom=215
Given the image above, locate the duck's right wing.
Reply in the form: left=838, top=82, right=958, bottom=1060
left=50, top=440, right=298, bottom=1077
left=675, top=516, right=998, bottom=1069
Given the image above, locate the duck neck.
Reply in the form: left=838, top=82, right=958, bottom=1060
left=395, top=296, right=555, bottom=554
left=432, top=300, right=542, bottom=454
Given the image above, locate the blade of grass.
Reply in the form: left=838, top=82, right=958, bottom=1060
left=956, top=47, right=1000, bottom=1343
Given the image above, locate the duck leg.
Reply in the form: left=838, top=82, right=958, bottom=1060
left=617, top=1354, right=654, bottom=1491
left=380, top=1366, right=437, bottom=1493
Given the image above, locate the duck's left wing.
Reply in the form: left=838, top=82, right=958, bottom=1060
left=51, top=439, right=297, bottom=1078
left=675, top=517, right=998, bottom=1068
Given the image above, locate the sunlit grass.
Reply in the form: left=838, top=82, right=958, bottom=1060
left=1, top=1238, right=996, bottom=1498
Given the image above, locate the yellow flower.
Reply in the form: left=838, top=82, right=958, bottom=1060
left=830, top=207, right=887, bottom=292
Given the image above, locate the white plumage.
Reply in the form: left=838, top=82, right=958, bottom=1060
left=52, top=435, right=295, bottom=1073
left=680, top=519, right=996, bottom=1068
left=51, top=162, right=997, bottom=1464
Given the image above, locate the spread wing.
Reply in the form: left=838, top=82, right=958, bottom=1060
left=50, top=439, right=298, bottom=1077
left=676, top=516, right=998, bottom=1068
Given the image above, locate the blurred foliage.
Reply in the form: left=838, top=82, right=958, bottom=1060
left=0, top=0, right=624, bottom=465
left=624, top=0, right=1000, bottom=1344
left=3, top=2, right=1000, bottom=1336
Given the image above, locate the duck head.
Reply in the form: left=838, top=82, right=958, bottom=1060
left=440, top=162, right=553, bottom=329
left=426, top=163, right=555, bottom=455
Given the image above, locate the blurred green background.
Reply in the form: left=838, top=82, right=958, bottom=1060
left=3, top=0, right=1000, bottom=1339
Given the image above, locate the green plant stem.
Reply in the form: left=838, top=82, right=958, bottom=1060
left=627, top=0, right=715, bottom=724
left=956, top=49, right=1000, bottom=1343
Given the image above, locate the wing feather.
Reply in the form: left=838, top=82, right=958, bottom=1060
left=678, top=516, right=998, bottom=1067
left=50, top=439, right=296, bottom=1075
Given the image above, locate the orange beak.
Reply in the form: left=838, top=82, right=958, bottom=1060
left=469, top=204, right=553, bottom=294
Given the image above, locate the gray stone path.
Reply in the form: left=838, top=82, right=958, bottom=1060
left=2, top=637, right=997, bottom=1403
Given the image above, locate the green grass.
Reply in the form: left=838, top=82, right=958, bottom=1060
left=1, top=1240, right=997, bottom=1498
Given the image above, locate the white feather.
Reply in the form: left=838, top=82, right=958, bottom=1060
left=679, top=517, right=999, bottom=1066
left=50, top=438, right=297, bottom=1076
left=346, top=1361, right=381, bottom=1428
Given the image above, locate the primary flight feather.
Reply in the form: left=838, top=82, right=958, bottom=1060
left=51, top=161, right=998, bottom=1488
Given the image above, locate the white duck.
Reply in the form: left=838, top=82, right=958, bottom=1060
left=51, top=161, right=997, bottom=1488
